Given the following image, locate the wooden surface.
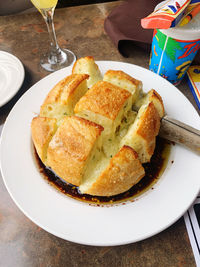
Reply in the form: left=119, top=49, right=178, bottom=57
left=0, top=2, right=198, bottom=266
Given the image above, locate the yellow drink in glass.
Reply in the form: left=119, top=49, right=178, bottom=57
left=31, top=0, right=58, bottom=10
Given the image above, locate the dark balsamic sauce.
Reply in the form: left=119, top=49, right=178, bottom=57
left=35, top=137, right=171, bottom=205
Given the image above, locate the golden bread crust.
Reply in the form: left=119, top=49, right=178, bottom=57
left=31, top=117, right=57, bottom=164
left=122, top=102, right=160, bottom=163
left=146, top=89, right=164, bottom=118
left=74, top=81, right=131, bottom=121
left=137, top=102, right=160, bottom=158
left=84, top=146, right=145, bottom=196
left=104, top=70, right=141, bottom=87
left=72, top=56, right=102, bottom=87
left=137, top=102, right=160, bottom=144
left=72, top=56, right=94, bottom=73
left=41, top=74, right=89, bottom=107
left=40, top=74, right=89, bottom=121
left=47, top=116, right=103, bottom=186
left=103, top=70, right=143, bottom=104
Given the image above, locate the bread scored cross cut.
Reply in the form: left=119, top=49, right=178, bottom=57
left=74, top=80, right=132, bottom=158
left=31, top=57, right=164, bottom=197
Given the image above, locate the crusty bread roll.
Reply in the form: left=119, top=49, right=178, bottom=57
left=31, top=57, right=165, bottom=197
left=103, top=70, right=143, bottom=103
left=119, top=89, right=164, bottom=163
left=72, top=56, right=102, bottom=87
left=133, top=89, right=164, bottom=117
left=74, top=81, right=132, bottom=133
left=120, top=102, right=161, bottom=163
left=74, top=80, right=132, bottom=157
left=142, top=89, right=164, bottom=118
left=40, top=74, right=89, bottom=123
left=31, top=117, right=57, bottom=164
left=47, top=116, right=103, bottom=187
left=79, top=146, right=145, bottom=196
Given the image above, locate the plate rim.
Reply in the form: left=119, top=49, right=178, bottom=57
left=0, top=50, right=25, bottom=107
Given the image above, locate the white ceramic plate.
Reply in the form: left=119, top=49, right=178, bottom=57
left=0, top=51, right=24, bottom=107
left=0, top=61, right=200, bottom=246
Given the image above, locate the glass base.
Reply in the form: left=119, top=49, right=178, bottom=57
left=40, top=48, right=76, bottom=72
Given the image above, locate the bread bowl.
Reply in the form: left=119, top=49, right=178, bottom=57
left=31, top=57, right=164, bottom=197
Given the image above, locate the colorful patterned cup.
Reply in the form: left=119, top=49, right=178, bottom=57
left=149, top=15, right=200, bottom=85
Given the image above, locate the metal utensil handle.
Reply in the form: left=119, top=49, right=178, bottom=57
left=159, top=116, right=200, bottom=155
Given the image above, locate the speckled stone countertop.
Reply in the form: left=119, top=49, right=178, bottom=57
left=0, top=2, right=198, bottom=266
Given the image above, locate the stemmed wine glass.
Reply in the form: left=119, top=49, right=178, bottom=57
left=31, top=0, right=76, bottom=72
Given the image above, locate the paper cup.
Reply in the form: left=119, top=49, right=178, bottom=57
left=149, top=15, right=200, bottom=85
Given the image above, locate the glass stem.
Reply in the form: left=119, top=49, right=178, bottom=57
left=41, top=7, right=65, bottom=64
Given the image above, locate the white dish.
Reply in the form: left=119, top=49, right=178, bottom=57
left=0, top=61, right=200, bottom=246
left=0, top=51, right=24, bottom=107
